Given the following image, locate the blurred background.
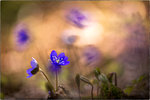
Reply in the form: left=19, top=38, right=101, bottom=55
left=1, top=1, right=149, bottom=99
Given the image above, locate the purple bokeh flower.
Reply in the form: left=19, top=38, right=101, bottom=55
left=26, top=57, right=39, bottom=78
left=14, top=24, right=30, bottom=50
left=82, top=45, right=101, bottom=67
left=49, top=50, right=70, bottom=74
left=61, top=31, right=78, bottom=45
left=17, top=28, right=29, bottom=44
left=66, top=8, right=88, bottom=28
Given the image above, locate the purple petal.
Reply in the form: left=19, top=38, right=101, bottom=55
left=51, top=50, right=57, bottom=57
left=64, top=56, right=68, bottom=61
left=30, top=57, right=38, bottom=68
left=60, top=61, right=70, bottom=66
left=58, top=56, right=69, bottom=65
left=64, top=61, right=70, bottom=65
left=26, top=68, right=33, bottom=74
left=59, top=61, right=65, bottom=65
left=50, top=50, right=58, bottom=63
left=58, top=53, right=65, bottom=60
left=26, top=68, right=33, bottom=78
left=27, top=75, right=33, bottom=78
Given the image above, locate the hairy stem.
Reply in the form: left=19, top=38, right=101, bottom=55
left=56, top=70, right=58, bottom=91
left=39, top=68, right=54, bottom=92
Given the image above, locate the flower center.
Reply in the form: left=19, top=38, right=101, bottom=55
left=56, top=59, right=60, bottom=63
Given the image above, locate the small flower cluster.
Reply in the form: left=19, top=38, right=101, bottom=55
left=27, top=50, right=70, bottom=78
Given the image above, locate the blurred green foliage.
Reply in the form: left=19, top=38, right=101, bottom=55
left=98, top=56, right=124, bottom=76
left=100, top=83, right=123, bottom=99
left=94, top=68, right=124, bottom=99
left=1, top=74, right=23, bottom=98
left=0, top=92, right=4, bottom=99
left=124, top=86, right=134, bottom=95
left=60, top=69, right=69, bottom=82
left=123, top=75, right=146, bottom=95
left=132, top=75, right=145, bottom=84
left=38, top=81, right=47, bottom=91
left=105, top=61, right=123, bottom=76
left=2, top=1, right=23, bottom=25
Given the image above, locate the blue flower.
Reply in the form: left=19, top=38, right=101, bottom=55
left=15, top=24, right=30, bottom=45
left=83, top=45, right=101, bottom=67
left=66, top=9, right=87, bottom=28
left=49, top=50, right=70, bottom=73
left=26, top=57, right=39, bottom=78
left=62, top=32, right=78, bottom=45
left=17, top=28, right=29, bottom=45
left=14, top=24, right=31, bottom=51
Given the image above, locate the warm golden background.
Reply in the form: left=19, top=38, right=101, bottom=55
left=1, top=1, right=149, bottom=99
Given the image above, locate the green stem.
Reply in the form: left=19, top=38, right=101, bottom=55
left=80, top=76, right=94, bottom=99
left=56, top=70, right=58, bottom=91
left=39, top=68, right=54, bottom=92
left=114, top=73, right=117, bottom=86
left=91, top=85, right=94, bottom=100
left=79, top=88, right=81, bottom=99
left=97, top=83, right=100, bottom=97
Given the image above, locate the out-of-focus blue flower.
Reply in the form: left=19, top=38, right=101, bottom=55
left=27, top=57, right=39, bottom=78
left=66, top=35, right=76, bottom=44
left=62, top=32, right=78, bottom=45
left=82, top=45, right=101, bottom=67
left=17, top=28, right=29, bottom=44
left=49, top=50, right=70, bottom=73
left=14, top=24, right=31, bottom=51
left=66, top=8, right=87, bottom=28
left=15, top=24, right=30, bottom=45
